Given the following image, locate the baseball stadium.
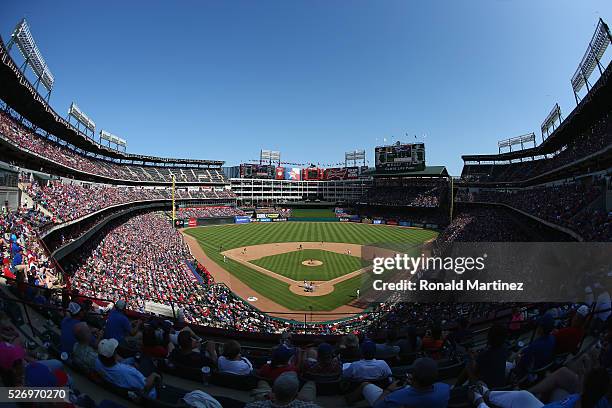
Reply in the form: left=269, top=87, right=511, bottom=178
left=0, top=2, right=611, bottom=407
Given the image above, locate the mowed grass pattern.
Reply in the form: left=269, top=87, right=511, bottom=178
left=290, top=208, right=337, bottom=218
left=251, top=249, right=365, bottom=281
left=186, top=222, right=437, bottom=311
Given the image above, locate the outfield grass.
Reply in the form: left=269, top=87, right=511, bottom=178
left=251, top=249, right=365, bottom=281
left=290, top=208, right=337, bottom=218
left=186, top=222, right=437, bottom=311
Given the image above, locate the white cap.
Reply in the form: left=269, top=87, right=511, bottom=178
left=576, top=305, right=590, bottom=317
left=98, top=338, right=119, bottom=358
left=68, top=302, right=81, bottom=316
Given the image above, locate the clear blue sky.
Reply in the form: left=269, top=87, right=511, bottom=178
left=1, top=1, right=611, bottom=175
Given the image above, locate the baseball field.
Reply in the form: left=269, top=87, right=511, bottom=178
left=184, top=222, right=437, bottom=312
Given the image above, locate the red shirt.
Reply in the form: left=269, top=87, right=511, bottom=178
left=142, top=345, right=169, bottom=358
left=258, top=363, right=297, bottom=382
left=554, top=327, right=584, bottom=354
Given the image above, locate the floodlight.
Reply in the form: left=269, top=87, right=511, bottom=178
left=10, top=18, right=54, bottom=91
left=571, top=19, right=611, bottom=96
left=68, top=102, right=96, bottom=132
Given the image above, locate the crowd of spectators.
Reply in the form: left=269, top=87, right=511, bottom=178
left=26, top=181, right=164, bottom=223
left=177, top=206, right=246, bottom=219
left=360, top=181, right=448, bottom=208
left=457, top=181, right=611, bottom=241
left=3, top=202, right=612, bottom=406
left=23, top=180, right=237, bottom=224
left=461, top=112, right=611, bottom=183
left=0, top=110, right=226, bottom=183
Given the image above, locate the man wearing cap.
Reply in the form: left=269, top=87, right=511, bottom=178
left=302, top=342, right=341, bottom=378
left=95, top=338, right=160, bottom=398
left=60, top=302, right=84, bottom=354
left=361, top=357, right=450, bottom=408
left=103, top=300, right=142, bottom=346
left=515, top=314, right=557, bottom=377
left=258, top=344, right=298, bottom=382
left=342, top=340, right=392, bottom=382
left=246, top=372, right=320, bottom=408
left=553, top=305, right=589, bottom=354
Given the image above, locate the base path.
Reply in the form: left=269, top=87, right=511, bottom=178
left=181, top=234, right=368, bottom=321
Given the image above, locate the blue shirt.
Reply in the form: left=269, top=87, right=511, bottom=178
left=543, top=394, right=610, bottom=408
left=11, top=252, right=22, bottom=267
left=60, top=316, right=80, bottom=353
left=94, top=358, right=156, bottom=398
left=519, top=335, right=556, bottom=372
left=104, top=310, right=131, bottom=342
left=373, top=383, right=450, bottom=408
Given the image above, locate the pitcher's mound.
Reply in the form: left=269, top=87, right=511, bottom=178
left=301, top=260, right=323, bottom=267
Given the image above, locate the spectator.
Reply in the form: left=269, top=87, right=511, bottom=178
left=375, top=330, right=400, bottom=359
left=72, top=322, right=99, bottom=372
left=361, top=357, right=450, bottom=408
left=217, top=340, right=253, bottom=375
left=342, top=341, right=392, bottom=382
left=258, top=344, right=298, bottom=382
left=302, top=342, right=341, bottom=378
left=337, top=334, right=361, bottom=362
left=515, top=315, right=556, bottom=377
left=553, top=305, right=588, bottom=354
left=60, top=302, right=84, bottom=354
left=421, top=325, right=445, bottom=359
left=247, top=372, right=318, bottom=408
left=168, top=330, right=217, bottom=369
left=103, top=300, right=141, bottom=347
left=95, top=338, right=160, bottom=398
left=456, top=323, right=509, bottom=389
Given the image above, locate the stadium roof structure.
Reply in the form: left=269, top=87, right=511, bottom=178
left=0, top=35, right=223, bottom=167
left=367, top=165, right=449, bottom=178
left=462, top=58, right=612, bottom=164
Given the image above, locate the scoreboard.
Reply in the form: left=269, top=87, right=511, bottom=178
left=240, top=163, right=275, bottom=179
left=375, top=142, right=425, bottom=172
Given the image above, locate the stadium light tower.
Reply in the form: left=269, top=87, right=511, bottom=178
left=100, top=130, right=127, bottom=152
left=67, top=102, right=96, bottom=138
left=260, top=150, right=281, bottom=165
left=571, top=18, right=612, bottom=104
left=540, top=103, right=562, bottom=142
left=497, top=133, right=536, bottom=154
left=345, top=150, right=366, bottom=167
left=6, top=18, right=55, bottom=101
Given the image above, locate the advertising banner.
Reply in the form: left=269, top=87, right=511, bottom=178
left=387, top=220, right=398, bottom=225
left=267, top=213, right=280, bottom=219
left=398, top=221, right=411, bottom=226
left=285, top=167, right=301, bottom=180
left=339, top=217, right=350, bottom=222
left=259, top=218, right=272, bottom=222
left=346, top=166, right=359, bottom=179
left=188, top=218, right=197, bottom=227
left=275, top=166, right=285, bottom=180
left=272, top=218, right=288, bottom=222
left=235, top=216, right=251, bottom=224
left=373, top=219, right=385, bottom=225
